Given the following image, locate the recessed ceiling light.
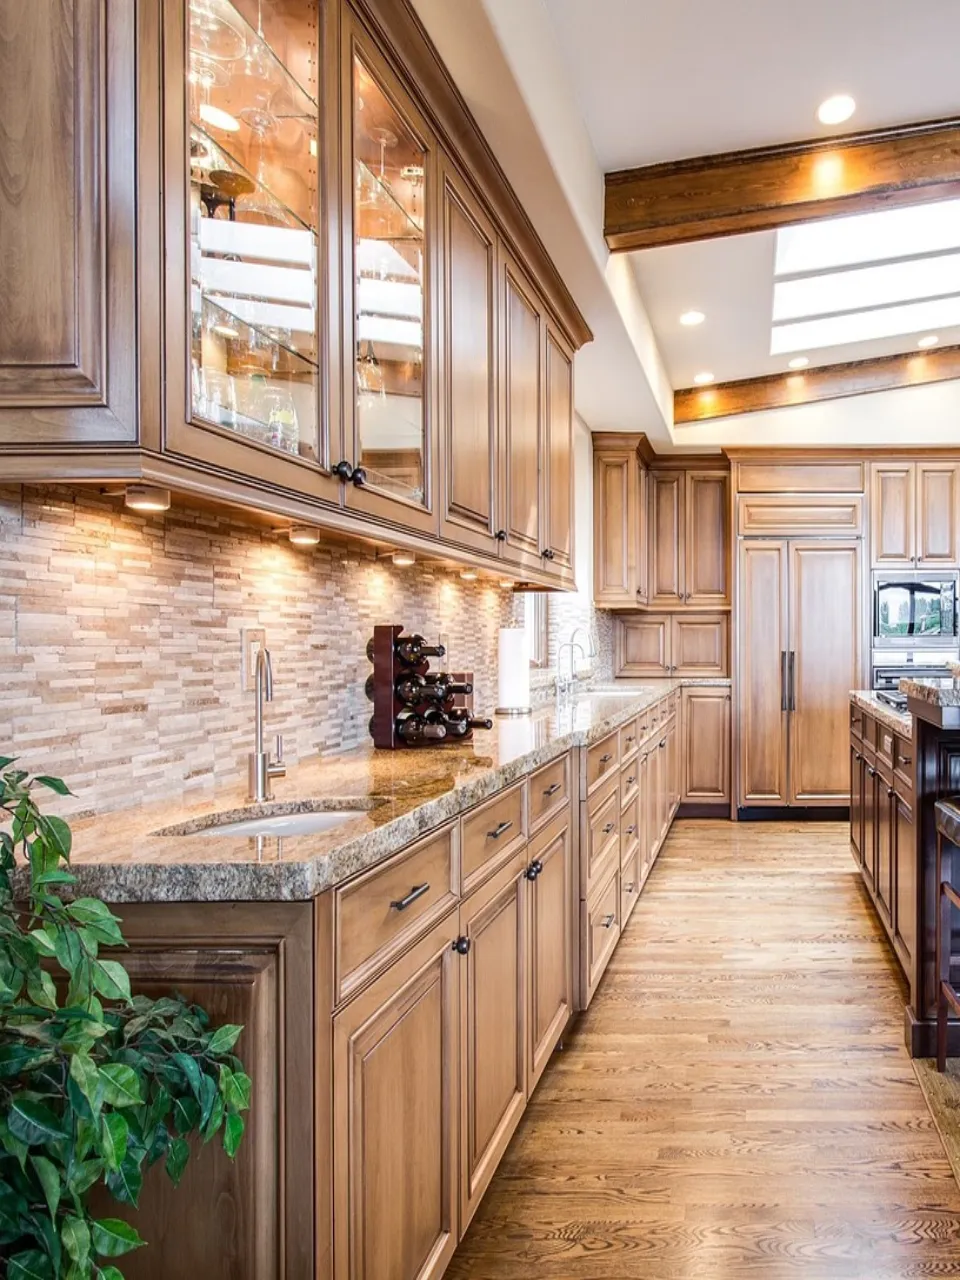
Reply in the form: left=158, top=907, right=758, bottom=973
left=817, top=94, right=856, bottom=126
left=693, top=372, right=715, bottom=386
left=288, top=525, right=320, bottom=547
left=918, top=334, right=940, bottom=349
left=679, top=310, right=705, bottom=327
left=199, top=103, right=240, bottom=133
left=788, top=356, right=810, bottom=369
left=124, top=485, right=171, bottom=513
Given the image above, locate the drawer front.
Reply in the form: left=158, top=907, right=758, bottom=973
left=850, top=703, right=864, bottom=740
left=620, top=757, right=639, bottom=809
left=620, top=793, right=640, bottom=867
left=620, top=718, right=640, bottom=762
left=584, top=777, right=620, bottom=896
left=529, top=754, right=570, bottom=832
left=335, top=823, right=458, bottom=1003
left=583, top=866, right=621, bottom=1004
left=877, top=726, right=896, bottom=769
left=621, top=847, right=641, bottom=925
left=894, top=735, right=914, bottom=795
left=461, top=782, right=527, bottom=894
left=738, top=494, right=863, bottom=537
left=586, top=731, right=620, bottom=793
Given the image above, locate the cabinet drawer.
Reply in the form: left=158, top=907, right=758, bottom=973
left=461, top=783, right=527, bottom=894
left=620, top=718, right=640, bottom=762
left=620, top=794, right=640, bottom=866
left=529, top=754, right=570, bottom=832
left=582, top=864, right=621, bottom=1006
left=620, top=758, right=639, bottom=809
left=877, top=726, right=896, bottom=769
left=621, top=847, right=641, bottom=925
left=894, top=736, right=914, bottom=795
left=583, top=776, right=620, bottom=897
left=335, top=823, right=459, bottom=1003
left=850, top=703, right=865, bottom=740
left=586, top=730, right=620, bottom=793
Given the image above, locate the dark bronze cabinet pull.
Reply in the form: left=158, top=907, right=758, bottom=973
left=487, top=819, right=513, bottom=840
left=524, top=859, right=543, bottom=881
left=601, top=913, right=615, bottom=929
left=627, top=824, right=636, bottom=835
left=602, top=821, right=616, bottom=835
left=659, top=739, right=666, bottom=750
left=899, top=755, right=912, bottom=765
left=867, top=766, right=877, bottom=777
left=625, top=882, right=635, bottom=893
left=390, top=883, right=430, bottom=912
left=543, top=782, right=562, bottom=797
left=627, top=775, right=636, bottom=785
left=599, top=753, right=613, bottom=764
left=887, top=787, right=895, bottom=798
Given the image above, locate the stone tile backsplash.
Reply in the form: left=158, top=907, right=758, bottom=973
left=0, top=486, right=514, bottom=817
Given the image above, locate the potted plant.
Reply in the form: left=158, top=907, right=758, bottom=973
left=0, top=761, right=250, bottom=1279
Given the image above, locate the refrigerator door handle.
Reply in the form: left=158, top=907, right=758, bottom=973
left=788, top=650, right=797, bottom=713
left=780, top=650, right=788, bottom=712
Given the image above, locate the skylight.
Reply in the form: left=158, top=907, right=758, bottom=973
left=771, top=198, right=960, bottom=356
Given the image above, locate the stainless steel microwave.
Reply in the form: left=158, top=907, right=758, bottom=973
left=873, top=571, right=959, bottom=648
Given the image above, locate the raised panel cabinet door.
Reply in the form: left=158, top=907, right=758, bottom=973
left=917, top=463, right=959, bottom=566
left=107, top=903, right=315, bottom=1280
left=527, top=813, right=574, bottom=1091
left=649, top=471, right=685, bottom=605
left=681, top=687, right=731, bottom=803
left=499, top=252, right=543, bottom=567
left=637, top=465, right=649, bottom=605
left=738, top=540, right=789, bottom=807
left=0, top=0, right=139, bottom=444
left=593, top=448, right=638, bottom=605
left=894, top=793, right=916, bottom=963
left=334, top=915, right=459, bottom=1280
left=543, top=325, right=575, bottom=575
left=671, top=615, right=729, bottom=677
left=459, top=854, right=528, bottom=1230
left=615, top=616, right=671, bottom=677
left=850, top=742, right=864, bottom=867
left=876, top=783, right=895, bottom=925
left=439, top=157, right=498, bottom=553
left=788, top=540, right=862, bottom=805
left=871, top=463, right=916, bottom=567
left=863, top=762, right=878, bottom=892
left=685, top=471, right=730, bottom=605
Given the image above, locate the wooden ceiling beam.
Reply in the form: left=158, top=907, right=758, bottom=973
left=674, top=345, right=960, bottom=424
left=604, top=118, right=960, bottom=252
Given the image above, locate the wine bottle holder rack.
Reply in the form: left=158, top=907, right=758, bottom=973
left=365, top=624, right=492, bottom=749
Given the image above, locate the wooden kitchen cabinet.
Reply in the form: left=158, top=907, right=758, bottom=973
left=649, top=471, right=685, bottom=606
left=593, top=440, right=642, bottom=606
left=0, top=0, right=589, bottom=591
left=527, top=811, right=574, bottom=1090
left=894, top=792, right=916, bottom=964
left=681, top=686, right=731, bottom=805
left=333, top=914, right=460, bottom=1280
left=615, top=614, right=728, bottom=678
left=871, top=461, right=960, bottom=567
left=685, top=470, right=730, bottom=605
left=458, top=854, right=528, bottom=1229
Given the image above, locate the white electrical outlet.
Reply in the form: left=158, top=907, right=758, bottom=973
left=241, top=627, right=266, bottom=692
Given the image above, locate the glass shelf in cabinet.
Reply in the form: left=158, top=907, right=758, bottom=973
left=191, top=124, right=316, bottom=234
left=189, top=0, right=318, bottom=115
left=354, top=155, right=424, bottom=245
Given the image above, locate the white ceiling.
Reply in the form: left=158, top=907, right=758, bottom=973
left=631, top=229, right=960, bottom=388
left=542, top=0, right=960, bottom=171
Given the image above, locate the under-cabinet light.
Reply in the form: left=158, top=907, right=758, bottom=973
left=124, top=485, right=171, bottom=513
left=288, top=525, right=320, bottom=547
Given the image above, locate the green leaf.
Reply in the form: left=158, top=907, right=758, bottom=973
left=30, top=1153, right=61, bottom=1220
left=0, top=1043, right=53, bottom=1079
left=220, top=1067, right=252, bottom=1113
left=7, top=1250, right=54, bottom=1280
left=98, top=1270, right=124, bottom=1280
left=35, top=774, right=72, bottom=796
left=173, top=1051, right=202, bottom=1100
left=0, top=755, right=18, bottom=770
left=27, top=968, right=58, bottom=1012
left=165, top=1136, right=190, bottom=1187
left=55, top=927, right=83, bottom=977
left=91, top=960, right=131, bottom=1003
left=62, top=1214, right=91, bottom=1266
left=38, top=813, right=72, bottom=860
left=69, top=1053, right=101, bottom=1112
left=91, top=1218, right=145, bottom=1258
left=98, top=1064, right=141, bottom=1109
left=8, top=1098, right=69, bottom=1146
left=105, top=1152, right=143, bottom=1207
left=202, top=1091, right=224, bottom=1144
left=206, top=1023, right=243, bottom=1056
left=28, top=927, right=58, bottom=958
left=68, top=899, right=119, bottom=927
left=197, top=1072, right=218, bottom=1128
left=100, top=1112, right=129, bottom=1173
left=223, top=1111, right=244, bottom=1159
left=172, top=1095, right=200, bottom=1135
left=66, top=1156, right=104, bottom=1198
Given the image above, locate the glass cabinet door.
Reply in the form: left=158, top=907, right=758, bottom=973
left=166, top=0, right=339, bottom=498
left=344, top=27, right=438, bottom=532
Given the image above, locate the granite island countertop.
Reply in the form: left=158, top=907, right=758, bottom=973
left=47, top=686, right=680, bottom=905
left=851, top=690, right=913, bottom=737
left=900, top=675, right=960, bottom=708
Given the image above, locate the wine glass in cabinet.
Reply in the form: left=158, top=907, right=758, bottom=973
left=340, top=17, right=439, bottom=534
left=164, top=0, right=342, bottom=502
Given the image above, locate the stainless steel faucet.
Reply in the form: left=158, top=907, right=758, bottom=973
left=249, top=646, right=285, bottom=802
left=556, top=625, right=597, bottom=704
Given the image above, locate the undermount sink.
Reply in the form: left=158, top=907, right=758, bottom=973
left=196, top=810, right=364, bottom=839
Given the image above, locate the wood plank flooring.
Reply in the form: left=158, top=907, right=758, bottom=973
left=447, top=820, right=960, bottom=1279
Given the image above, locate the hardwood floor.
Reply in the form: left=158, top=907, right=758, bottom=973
left=447, top=820, right=960, bottom=1279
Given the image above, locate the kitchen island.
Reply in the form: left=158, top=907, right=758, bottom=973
left=51, top=685, right=689, bottom=1280
left=851, top=678, right=960, bottom=1061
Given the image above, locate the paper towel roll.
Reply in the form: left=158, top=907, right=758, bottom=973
left=497, top=627, right=531, bottom=714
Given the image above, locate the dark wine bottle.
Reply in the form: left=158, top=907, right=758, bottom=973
left=396, top=710, right=447, bottom=744
left=396, top=634, right=446, bottom=664
left=443, top=708, right=493, bottom=736
left=425, top=673, right=473, bottom=698
left=364, top=673, right=376, bottom=702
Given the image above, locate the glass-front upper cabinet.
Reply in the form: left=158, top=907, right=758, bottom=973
left=165, top=0, right=339, bottom=499
left=343, top=22, right=438, bottom=533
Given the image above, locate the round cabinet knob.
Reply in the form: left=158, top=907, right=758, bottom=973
left=452, top=936, right=471, bottom=955
left=495, top=529, right=507, bottom=542
left=542, top=548, right=555, bottom=561
left=524, top=859, right=543, bottom=881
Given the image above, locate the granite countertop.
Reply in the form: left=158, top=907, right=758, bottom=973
left=900, top=676, right=960, bottom=708
left=50, top=686, right=679, bottom=905
left=851, top=690, right=912, bottom=737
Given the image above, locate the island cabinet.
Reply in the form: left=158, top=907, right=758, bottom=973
left=849, top=701, right=916, bottom=976
left=0, top=0, right=589, bottom=589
